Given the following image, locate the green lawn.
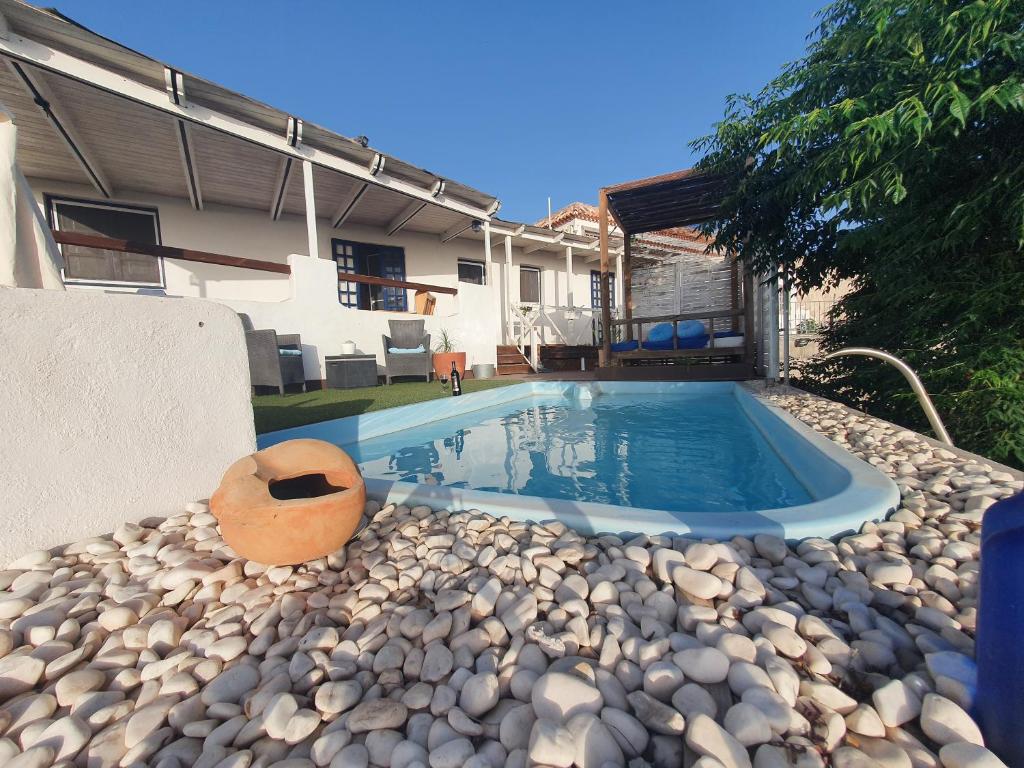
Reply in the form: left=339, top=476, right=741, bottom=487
left=253, top=379, right=517, bottom=434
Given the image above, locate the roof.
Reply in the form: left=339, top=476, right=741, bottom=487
left=0, top=0, right=500, bottom=220
left=541, top=201, right=712, bottom=244
left=603, top=168, right=732, bottom=234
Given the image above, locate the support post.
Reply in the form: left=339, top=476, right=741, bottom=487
left=483, top=221, right=499, bottom=350
left=623, top=234, right=634, bottom=341
left=598, top=189, right=612, bottom=366
left=504, top=235, right=514, bottom=344
left=782, top=275, right=791, bottom=386
left=302, top=160, right=319, bottom=260
left=564, top=246, right=573, bottom=307
left=742, top=260, right=755, bottom=368
left=767, top=268, right=780, bottom=382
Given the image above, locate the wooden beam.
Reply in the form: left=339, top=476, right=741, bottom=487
left=173, top=119, right=202, bottom=210
left=440, top=217, right=474, bottom=243
left=270, top=157, right=293, bottom=220
left=386, top=200, right=426, bottom=236
left=328, top=269, right=457, bottom=295
left=5, top=59, right=112, bottom=197
left=51, top=230, right=290, bottom=274
left=598, top=189, right=612, bottom=366
left=623, top=234, right=633, bottom=341
left=331, top=181, right=368, bottom=228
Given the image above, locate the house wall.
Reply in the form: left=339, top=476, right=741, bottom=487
left=0, top=286, right=255, bottom=565
left=27, top=180, right=612, bottom=374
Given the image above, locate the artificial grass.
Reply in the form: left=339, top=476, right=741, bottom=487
left=252, top=378, right=517, bottom=434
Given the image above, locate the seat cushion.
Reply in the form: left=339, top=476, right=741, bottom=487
left=388, top=345, right=426, bottom=354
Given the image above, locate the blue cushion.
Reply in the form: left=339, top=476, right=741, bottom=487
left=610, top=340, right=640, bottom=353
left=388, top=345, right=426, bottom=354
left=278, top=348, right=302, bottom=357
left=646, top=323, right=675, bottom=343
left=677, top=320, right=706, bottom=338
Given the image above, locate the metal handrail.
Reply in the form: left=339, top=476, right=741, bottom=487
left=823, top=347, right=954, bottom=446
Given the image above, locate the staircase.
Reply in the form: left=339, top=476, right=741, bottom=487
left=497, top=345, right=532, bottom=376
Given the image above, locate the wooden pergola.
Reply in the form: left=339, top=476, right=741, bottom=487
left=596, top=168, right=756, bottom=376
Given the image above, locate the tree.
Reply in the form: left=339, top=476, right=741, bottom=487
left=693, top=0, right=1024, bottom=468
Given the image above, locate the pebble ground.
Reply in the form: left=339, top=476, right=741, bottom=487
left=0, top=390, right=1019, bottom=768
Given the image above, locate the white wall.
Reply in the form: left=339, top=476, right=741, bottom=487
left=221, top=253, right=499, bottom=379
left=28, top=179, right=606, bottom=362
left=0, top=287, right=255, bottom=565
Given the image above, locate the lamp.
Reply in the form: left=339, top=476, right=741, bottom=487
left=471, top=220, right=483, bottom=233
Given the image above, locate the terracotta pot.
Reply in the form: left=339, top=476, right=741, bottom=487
left=432, top=351, right=467, bottom=380
left=211, top=438, right=365, bottom=565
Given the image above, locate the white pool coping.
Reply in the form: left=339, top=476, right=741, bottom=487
left=258, top=381, right=900, bottom=540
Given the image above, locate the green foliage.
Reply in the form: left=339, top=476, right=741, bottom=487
left=433, top=328, right=457, bottom=353
left=693, top=0, right=1024, bottom=468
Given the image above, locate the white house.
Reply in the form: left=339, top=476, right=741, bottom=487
left=0, top=0, right=629, bottom=384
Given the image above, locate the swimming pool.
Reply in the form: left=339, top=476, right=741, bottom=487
left=259, top=382, right=899, bottom=539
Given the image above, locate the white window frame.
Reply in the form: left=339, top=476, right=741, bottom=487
left=457, top=258, right=486, bottom=285
left=48, top=196, right=165, bottom=289
left=519, top=265, right=542, bottom=305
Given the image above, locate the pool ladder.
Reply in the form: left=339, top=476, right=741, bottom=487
left=823, top=347, right=954, bottom=447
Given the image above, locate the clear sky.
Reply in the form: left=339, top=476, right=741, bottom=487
left=52, top=1, right=823, bottom=222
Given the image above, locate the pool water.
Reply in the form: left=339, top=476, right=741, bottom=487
left=259, top=381, right=900, bottom=538
left=347, top=391, right=812, bottom=513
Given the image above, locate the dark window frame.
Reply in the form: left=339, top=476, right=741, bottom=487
left=457, top=258, right=486, bottom=285
left=519, top=265, right=542, bottom=304
left=45, top=195, right=164, bottom=288
left=590, top=269, right=616, bottom=310
left=331, top=237, right=409, bottom=312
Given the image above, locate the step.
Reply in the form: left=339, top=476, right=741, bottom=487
left=497, top=354, right=528, bottom=365
left=497, top=363, right=531, bottom=375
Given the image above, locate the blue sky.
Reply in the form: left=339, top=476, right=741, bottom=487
left=53, top=1, right=823, bottom=222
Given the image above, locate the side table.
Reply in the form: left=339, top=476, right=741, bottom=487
left=325, top=355, right=380, bottom=389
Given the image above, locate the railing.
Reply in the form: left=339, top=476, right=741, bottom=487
left=51, top=230, right=459, bottom=295
left=789, top=298, right=838, bottom=334
left=507, top=305, right=604, bottom=369
left=609, top=307, right=745, bottom=352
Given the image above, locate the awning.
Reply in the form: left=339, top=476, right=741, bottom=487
left=604, top=168, right=733, bottom=234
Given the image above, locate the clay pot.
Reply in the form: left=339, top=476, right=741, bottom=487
left=211, top=438, right=365, bottom=565
left=433, top=351, right=467, bottom=380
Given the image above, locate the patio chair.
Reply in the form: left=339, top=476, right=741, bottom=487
left=240, top=316, right=306, bottom=394
left=382, top=319, right=431, bottom=384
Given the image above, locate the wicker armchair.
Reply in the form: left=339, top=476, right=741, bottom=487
left=242, top=325, right=306, bottom=395
left=382, top=319, right=432, bottom=384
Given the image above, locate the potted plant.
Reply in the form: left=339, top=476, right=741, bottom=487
left=432, top=329, right=467, bottom=380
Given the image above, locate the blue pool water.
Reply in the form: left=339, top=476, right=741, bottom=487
left=260, top=381, right=900, bottom=538
left=346, top=391, right=812, bottom=513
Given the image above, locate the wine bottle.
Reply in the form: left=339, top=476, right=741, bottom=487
left=450, top=361, right=462, bottom=396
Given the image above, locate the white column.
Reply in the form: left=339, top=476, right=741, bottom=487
left=302, top=160, right=319, bottom=260
left=483, top=221, right=499, bottom=355
left=767, top=270, right=780, bottom=381
left=615, top=253, right=624, bottom=311
left=564, top=246, right=573, bottom=307
left=504, top=235, right=514, bottom=344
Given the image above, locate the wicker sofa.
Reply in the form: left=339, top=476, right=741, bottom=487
left=382, top=319, right=431, bottom=384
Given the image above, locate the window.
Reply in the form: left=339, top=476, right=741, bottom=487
left=332, top=238, right=408, bottom=311
left=591, top=270, right=616, bottom=309
left=520, top=266, right=541, bottom=304
left=49, top=197, right=162, bottom=286
left=457, top=259, right=485, bottom=285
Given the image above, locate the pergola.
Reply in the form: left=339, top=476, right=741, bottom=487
left=596, top=168, right=756, bottom=376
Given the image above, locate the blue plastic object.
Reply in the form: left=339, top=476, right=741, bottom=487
left=646, top=323, right=675, bottom=343
left=975, top=490, right=1024, bottom=765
